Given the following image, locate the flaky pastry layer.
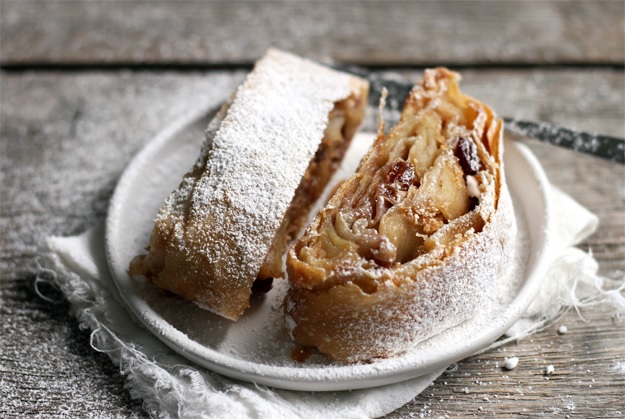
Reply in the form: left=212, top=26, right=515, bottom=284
left=129, top=49, right=369, bottom=320
left=285, top=68, right=516, bottom=362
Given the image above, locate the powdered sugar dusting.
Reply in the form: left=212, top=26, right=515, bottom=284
left=148, top=49, right=366, bottom=317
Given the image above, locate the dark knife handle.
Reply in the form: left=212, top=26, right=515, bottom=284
left=503, top=118, right=625, bottom=165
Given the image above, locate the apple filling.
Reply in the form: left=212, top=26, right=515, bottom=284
left=256, top=95, right=367, bottom=283
left=288, top=69, right=500, bottom=291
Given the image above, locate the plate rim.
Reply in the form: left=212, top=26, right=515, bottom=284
left=105, top=109, right=553, bottom=392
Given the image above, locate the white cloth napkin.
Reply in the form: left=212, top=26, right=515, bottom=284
left=39, top=186, right=624, bottom=418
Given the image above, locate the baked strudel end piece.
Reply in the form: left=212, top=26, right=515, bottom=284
left=285, top=68, right=516, bottom=363
left=129, top=49, right=369, bottom=320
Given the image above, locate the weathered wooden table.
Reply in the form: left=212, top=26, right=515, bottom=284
left=2, top=1, right=624, bottom=417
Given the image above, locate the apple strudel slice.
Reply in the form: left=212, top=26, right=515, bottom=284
left=285, top=68, right=516, bottom=363
left=129, top=49, right=369, bottom=320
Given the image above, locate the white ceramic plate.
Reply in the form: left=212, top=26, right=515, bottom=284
left=106, top=106, right=553, bottom=392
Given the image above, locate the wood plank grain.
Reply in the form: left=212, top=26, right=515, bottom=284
left=1, top=68, right=623, bottom=417
left=393, top=309, right=625, bottom=417
left=1, top=278, right=147, bottom=417
left=1, top=1, right=623, bottom=66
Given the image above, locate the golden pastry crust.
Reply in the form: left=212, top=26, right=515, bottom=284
left=285, top=68, right=516, bottom=363
left=129, top=49, right=369, bottom=320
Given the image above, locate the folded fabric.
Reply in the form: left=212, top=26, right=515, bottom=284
left=40, top=183, right=623, bottom=418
